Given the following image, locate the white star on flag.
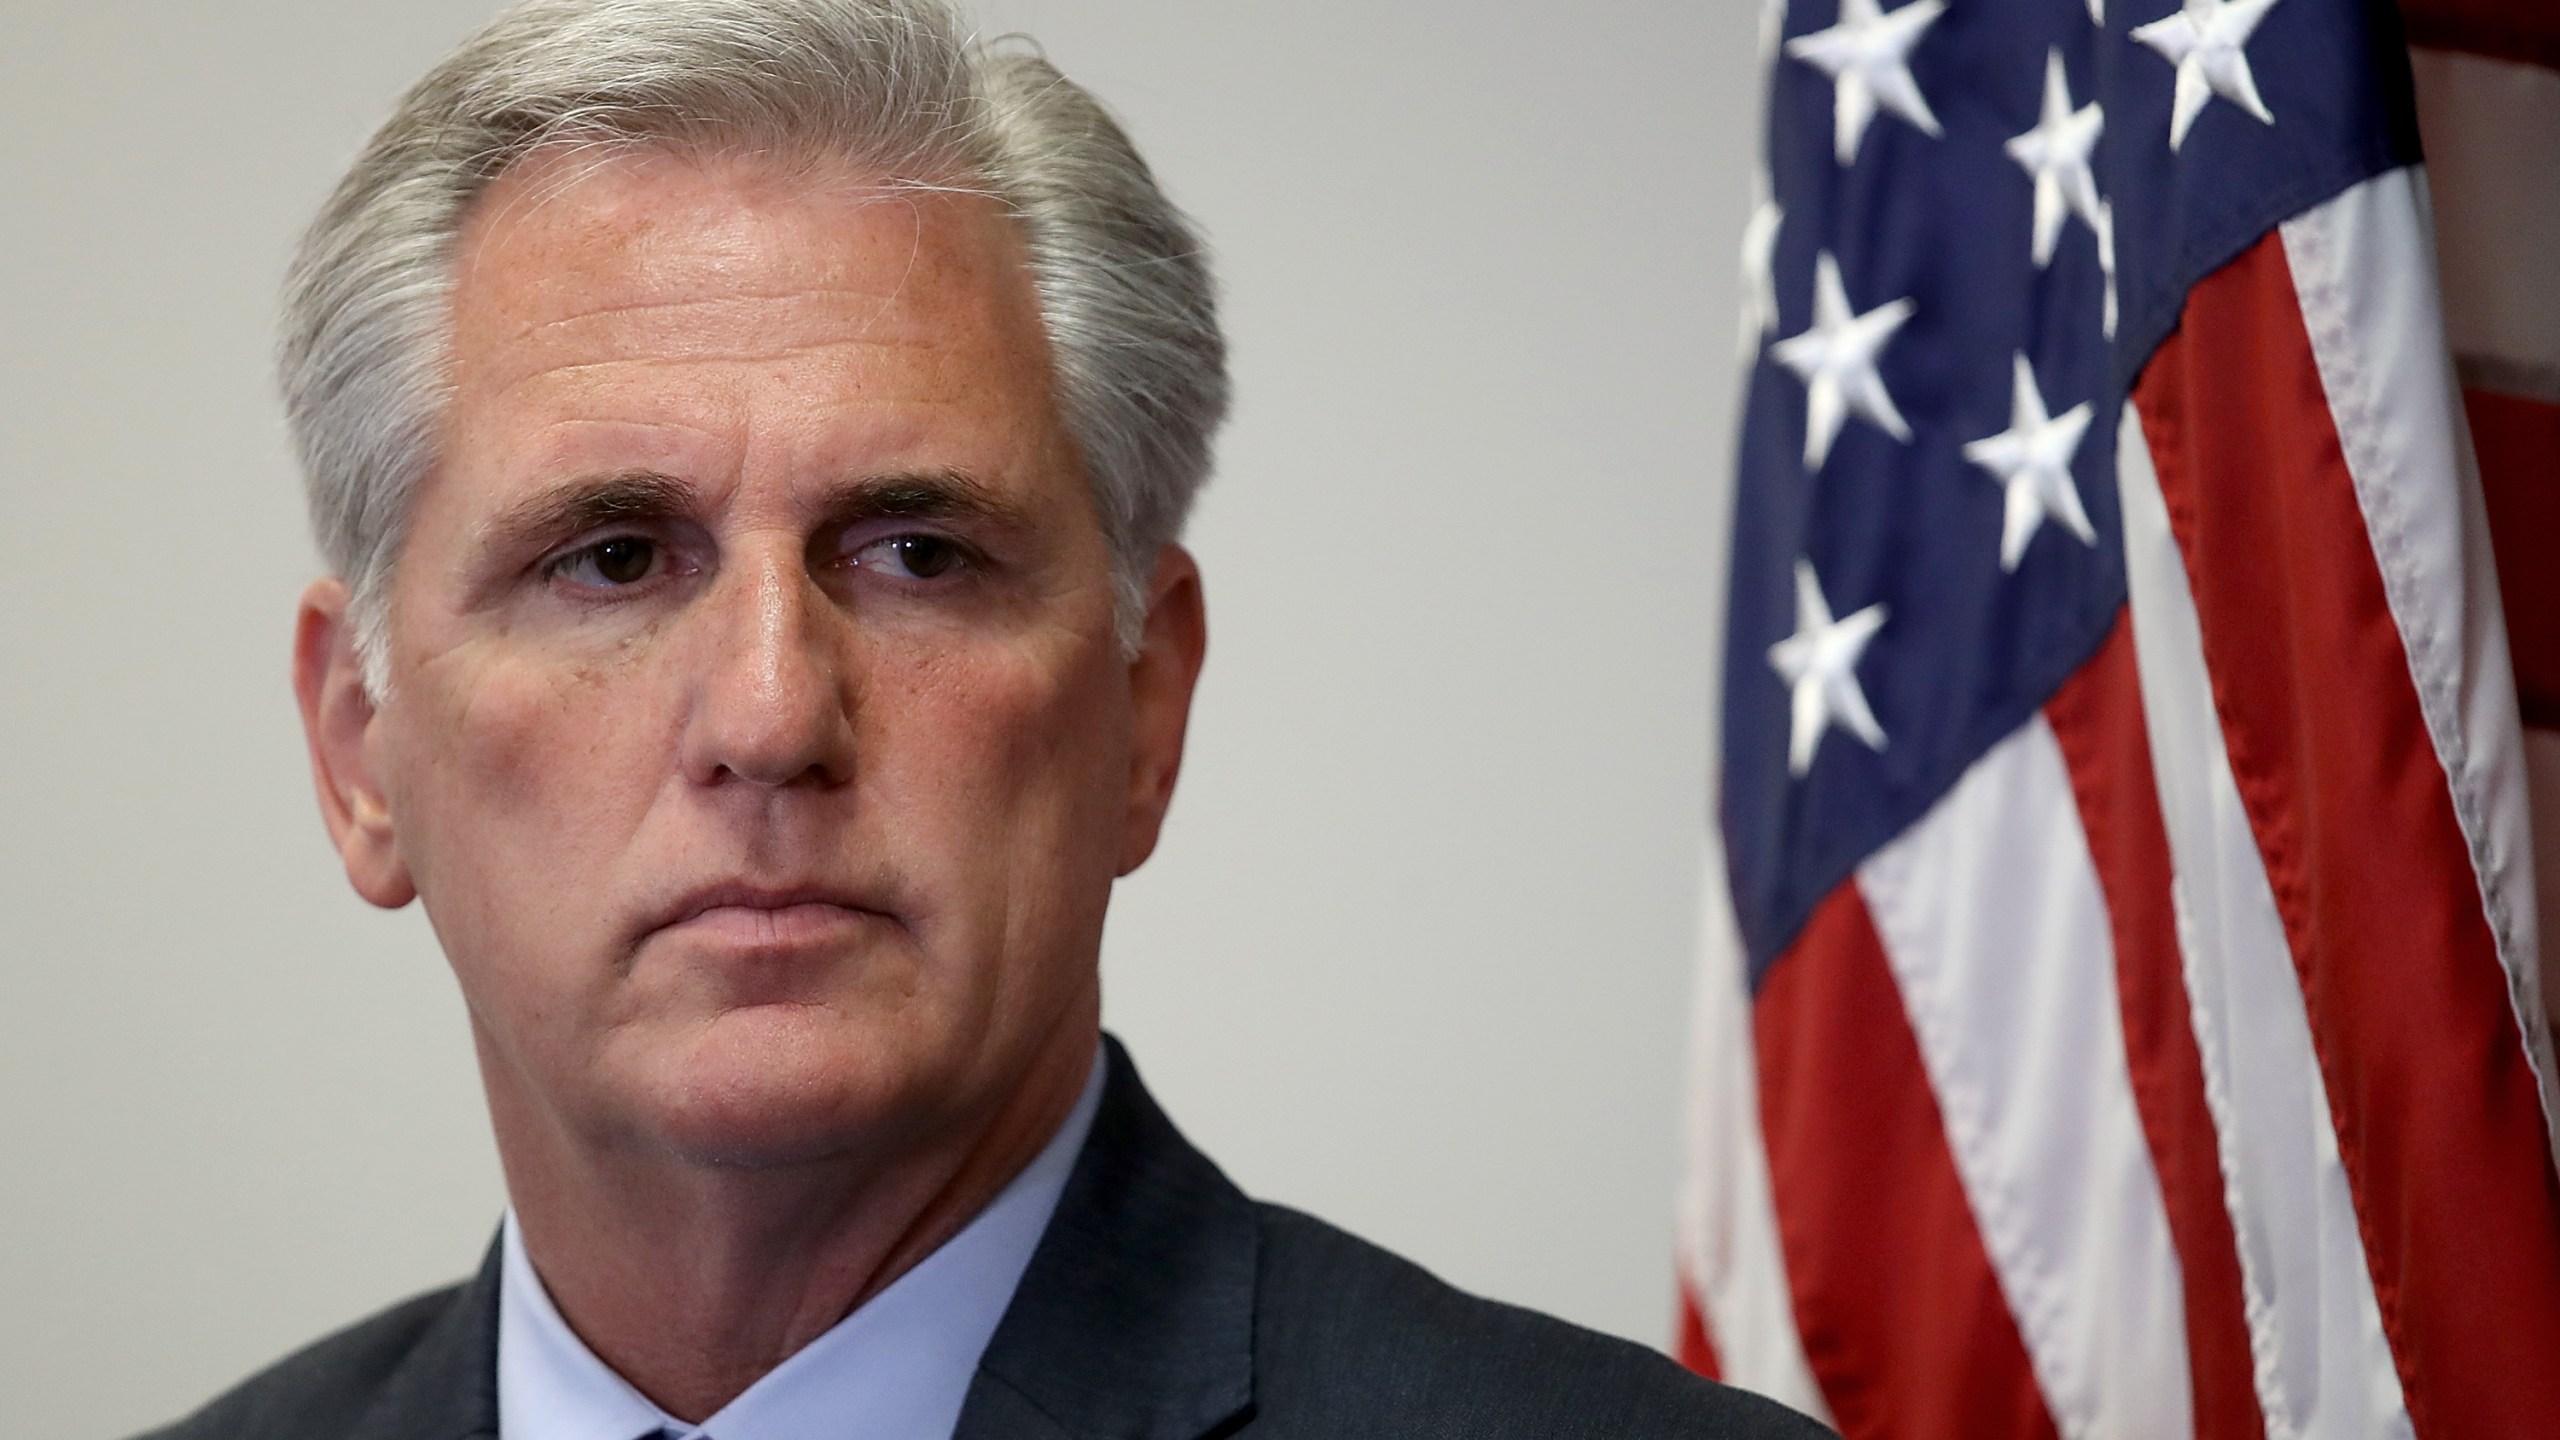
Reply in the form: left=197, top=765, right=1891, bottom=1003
left=1785, top=0, right=1949, bottom=166
left=2006, top=48, right=2106, bottom=268
left=1962, top=353, right=2099, bottom=572
left=1769, top=558, right=1890, bottom=777
left=2133, top=0, right=2283, bottom=151
left=1771, top=252, right=1917, bottom=470
left=1739, top=188, right=1785, bottom=357
left=2095, top=198, right=2120, bottom=338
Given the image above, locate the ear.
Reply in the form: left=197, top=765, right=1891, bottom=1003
left=293, top=579, right=416, bottom=909
left=1116, top=546, right=1208, bottom=876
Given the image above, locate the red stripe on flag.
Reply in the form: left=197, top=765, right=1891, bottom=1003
left=2132, top=232, right=2560, bottom=1440
left=2467, top=386, right=2560, bottom=727
left=1676, top=1276, right=1722, bottom=1380
left=2044, top=614, right=2268, bottom=1440
left=1755, top=888, right=2059, bottom=1440
left=2400, top=0, right=2560, bottom=70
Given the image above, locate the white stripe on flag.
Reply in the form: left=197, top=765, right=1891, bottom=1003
left=1853, top=717, right=2192, bottom=1440
left=2278, top=167, right=2559, bottom=1154
left=2114, top=400, right=2412, bottom=1440
left=1678, top=837, right=1833, bottom=1425
left=2409, top=48, right=2560, bottom=401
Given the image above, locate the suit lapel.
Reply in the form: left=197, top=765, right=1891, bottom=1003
left=348, top=1240, right=503, bottom=1440
left=955, top=1038, right=1260, bottom=1440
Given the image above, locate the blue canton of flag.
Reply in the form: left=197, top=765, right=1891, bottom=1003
left=1721, top=0, right=2415, bottom=979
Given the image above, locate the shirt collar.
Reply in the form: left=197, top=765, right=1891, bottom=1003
left=497, top=1049, right=1108, bottom=1440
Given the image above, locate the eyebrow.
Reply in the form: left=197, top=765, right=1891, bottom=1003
left=482, top=470, right=696, bottom=554
left=481, top=466, right=1035, bottom=556
left=811, top=468, right=1034, bottom=534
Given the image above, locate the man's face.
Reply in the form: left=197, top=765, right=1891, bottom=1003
left=298, top=147, right=1200, bottom=1170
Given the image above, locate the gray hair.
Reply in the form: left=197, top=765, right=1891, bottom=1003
left=281, top=0, right=1226, bottom=692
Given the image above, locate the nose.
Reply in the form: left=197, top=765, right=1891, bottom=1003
left=680, top=547, right=856, bottom=790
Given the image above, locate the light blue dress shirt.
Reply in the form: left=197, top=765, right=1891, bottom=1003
left=496, top=1052, right=1106, bottom=1440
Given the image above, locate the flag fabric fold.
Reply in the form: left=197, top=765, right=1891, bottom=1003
left=1680, top=3, right=2560, bottom=1436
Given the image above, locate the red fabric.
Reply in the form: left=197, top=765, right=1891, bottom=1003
left=2133, top=232, right=2560, bottom=1440
left=2466, top=387, right=2560, bottom=727
left=2398, top=0, right=2560, bottom=68
left=1676, top=1278, right=1722, bottom=1380
left=1754, top=888, right=2059, bottom=1440
left=2043, top=617, right=2268, bottom=1440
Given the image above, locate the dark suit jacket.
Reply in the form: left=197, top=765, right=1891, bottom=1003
left=139, top=1039, right=1831, bottom=1439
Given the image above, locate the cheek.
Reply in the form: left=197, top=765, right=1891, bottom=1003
left=388, top=648, right=669, bottom=944
left=868, top=638, right=1131, bottom=884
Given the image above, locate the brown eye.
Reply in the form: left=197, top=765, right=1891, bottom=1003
left=591, top=537, right=654, bottom=585
left=552, top=535, right=661, bottom=589
left=852, top=533, right=965, bottom=580
left=890, top=535, right=957, bottom=579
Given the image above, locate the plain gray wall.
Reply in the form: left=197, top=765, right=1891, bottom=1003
left=0, top=2, right=1761, bottom=1432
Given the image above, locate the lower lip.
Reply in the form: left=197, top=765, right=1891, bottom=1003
left=660, top=903, right=875, bottom=950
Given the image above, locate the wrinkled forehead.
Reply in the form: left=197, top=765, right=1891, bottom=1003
left=444, top=142, right=1053, bottom=399
left=405, top=142, right=1103, bottom=572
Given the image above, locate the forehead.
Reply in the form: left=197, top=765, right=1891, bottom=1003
left=442, top=144, right=1061, bottom=456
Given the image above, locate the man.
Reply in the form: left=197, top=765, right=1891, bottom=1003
left=143, top=2, right=1828, bottom=1436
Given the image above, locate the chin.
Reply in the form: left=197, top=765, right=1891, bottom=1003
left=635, top=1006, right=952, bottom=1169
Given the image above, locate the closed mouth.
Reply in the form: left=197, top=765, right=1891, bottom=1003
left=646, top=884, right=891, bottom=945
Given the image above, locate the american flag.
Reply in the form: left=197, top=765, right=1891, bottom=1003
left=1676, top=2, right=2560, bottom=1438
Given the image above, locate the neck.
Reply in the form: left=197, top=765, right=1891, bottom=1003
left=484, top=1015, right=1099, bottom=1424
